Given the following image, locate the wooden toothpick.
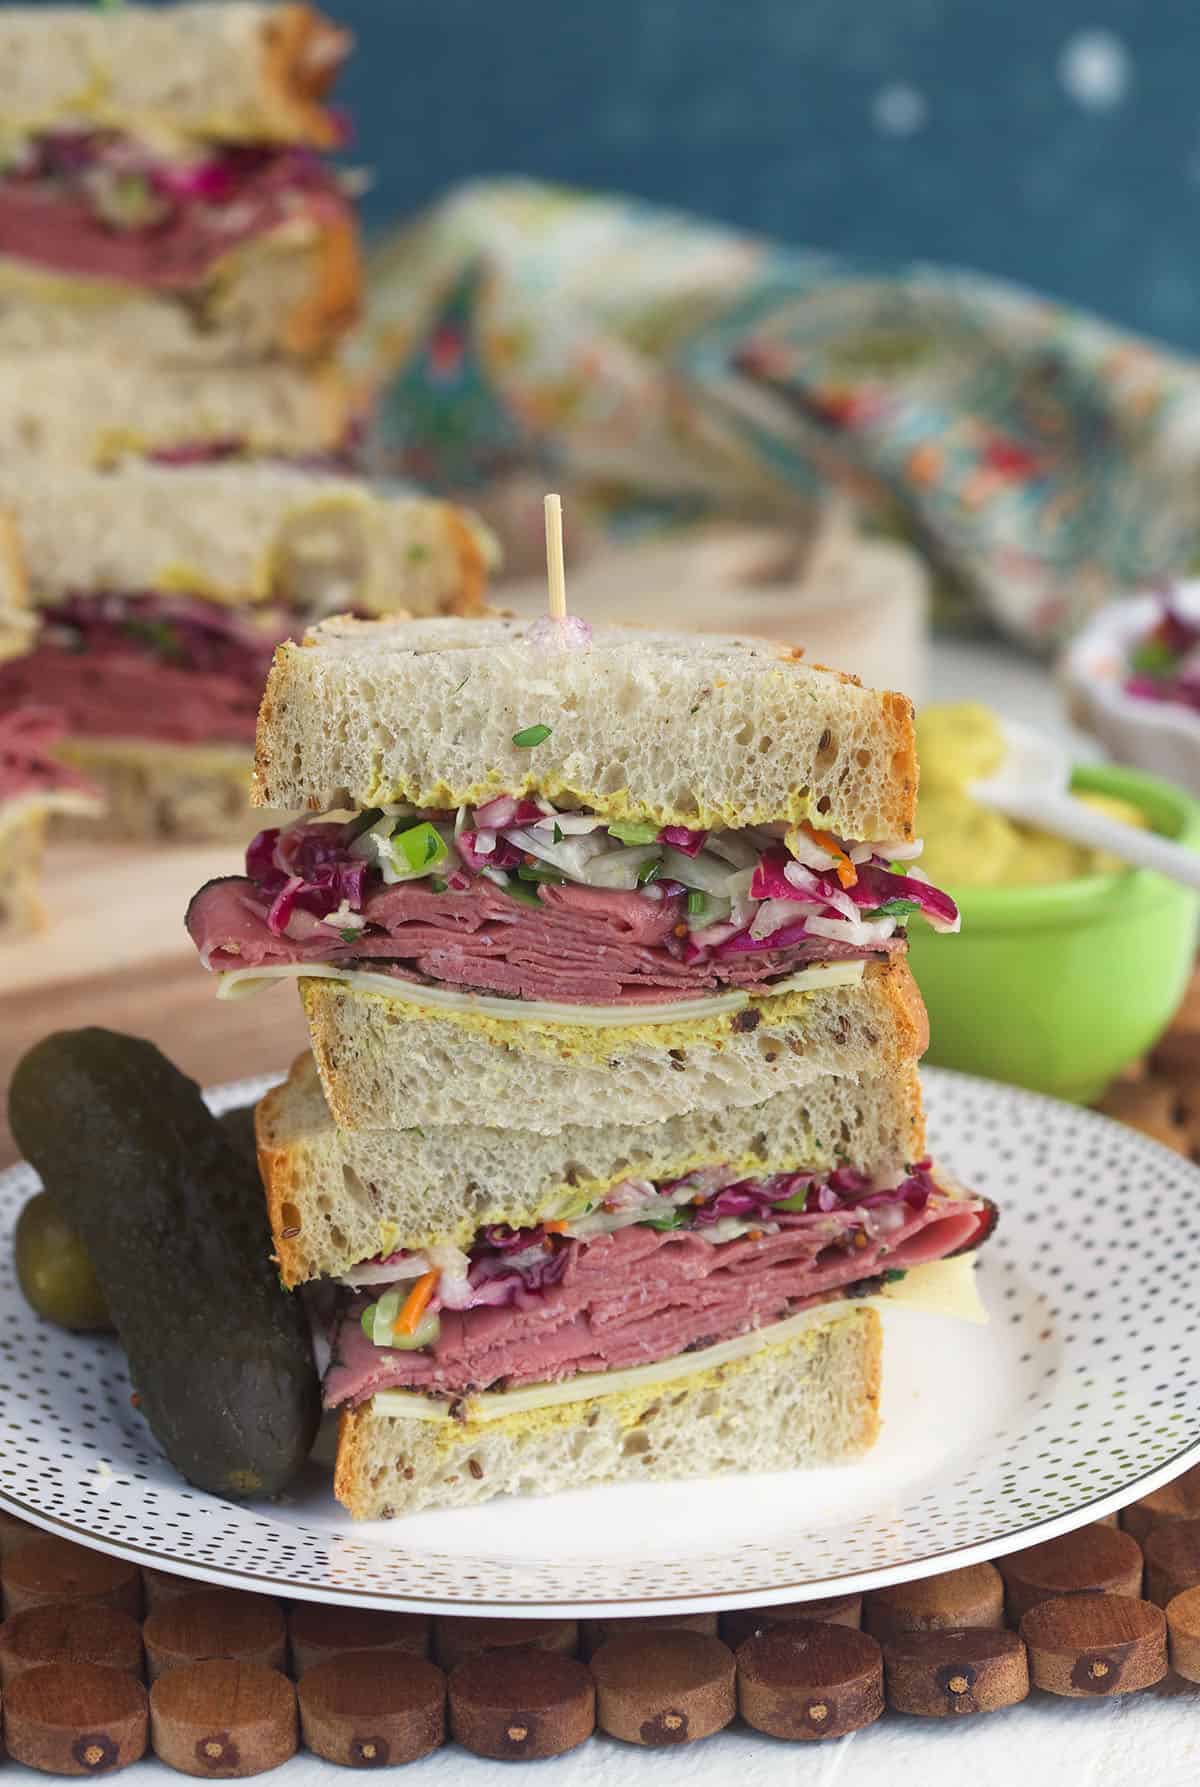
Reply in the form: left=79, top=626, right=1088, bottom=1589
left=544, top=493, right=567, bottom=621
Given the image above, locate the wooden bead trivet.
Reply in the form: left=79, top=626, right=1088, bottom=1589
left=736, top=1621, right=884, bottom=1740
left=149, top=1660, right=297, bottom=1778
left=1142, top=1517, right=1200, bottom=1607
left=433, top=1614, right=578, bottom=1668
left=1097, top=1080, right=1189, bottom=1154
left=288, top=1603, right=431, bottom=1674
left=1122, top=1465, right=1200, bottom=1547
left=449, top=1650, right=594, bottom=1762
left=3, top=1537, right=142, bottom=1620
left=1165, top=1585, right=1200, bottom=1682
left=144, top=1589, right=286, bottom=1682
left=864, top=1563, right=1004, bottom=1641
left=591, top=1631, right=735, bottom=1747
left=580, top=1611, right=717, bottom=1659
left=998, top=1523, right=1143, bottom=1623
left=883, top=1628, right=1029, bottom=1716
left=297, top=1653, right=445, bottom=1766
left=4, top=1661, right=148, bottom=1774
left=142, top=1568, right=209, bottom=1613
left=720, top=1593, right=862, bottom=1649
left=0, top=1604, right=143, bottom=1689
left=1019, top=1593, right=1167, bottom=1697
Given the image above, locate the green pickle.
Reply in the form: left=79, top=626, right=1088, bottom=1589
left=8, top=1029, right=320, bottom=1501
left=15, top=1192, right=112, bottom=1332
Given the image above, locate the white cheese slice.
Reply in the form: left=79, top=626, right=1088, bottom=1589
left=214, top=956, right=865, bottom=1025
left=368, top=1256, right=987, bottom=1425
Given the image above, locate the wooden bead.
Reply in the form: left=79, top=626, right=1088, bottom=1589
left=591, top=1631, right=735, bottom=1746
left=998, top=1523, right=1143, bottom=1623
left=298, top=1653, right=445, bottom=1767
left=580, top=1611, right=717, bottom=1659
left=883, top=1628, right=1029, bottom=1716
left=0, top=1510, right=39, bottom=1558
left=1143, top=1517, right=1200, bottom=1607
left=1166, top=1585, right=1200, bottom=1682
left=5, top=1661, right=148, bottom=1774
left=720, top=1594, right=862, bottom=1649
left=288, top=1603, right=430, bottom=1674
left=144, top=1590, right=286, bottom=1682
left=1020, top=1593, right=1167, bottom=1697
left=0, top=1605, right=143, bottom=1689
left=449, top=1649, right=594, bottom=1761
left=141, top=1568, right=209, bottom=1612
left=3, top=1537, right=141, bottom=1620
left=1096, top=1080, right=1188, bottom=1153
left=1122, top=1466, right=1200, bottom=1547
left=864, top=1564, right=1004, bottom=1641
left=433, top=1614, right=577, bottom=1669
left=736, top=1621, right=884, bottom=1740
left=150, top=1660, right=297, bottom=1777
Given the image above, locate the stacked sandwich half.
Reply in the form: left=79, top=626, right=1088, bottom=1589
left=187, top=615, right=996, bottom=1519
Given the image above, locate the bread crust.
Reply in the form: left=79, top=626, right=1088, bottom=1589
left=0, top=801, right=48, bottom=934
left=332, top=1304, right=882, bottom=1520
left=259, top=4, right=353, bottom=147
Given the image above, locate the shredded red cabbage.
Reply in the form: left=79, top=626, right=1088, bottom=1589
left=659, top=825, right=708, bottom=855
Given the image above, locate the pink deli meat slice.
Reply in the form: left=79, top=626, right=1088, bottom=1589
left=324, top=1196, right=990, bottom=1406
left=186, top=874, right=902, bottom=1001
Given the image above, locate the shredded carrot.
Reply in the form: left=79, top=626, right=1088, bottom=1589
left=394, top=1269, right=438, bottom=1336
left=542, top=1220, right=568, bottom=1234
left=801, top=822, right=857, bottom=889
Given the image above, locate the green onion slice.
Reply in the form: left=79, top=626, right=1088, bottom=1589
left=393, top=821, right=448, bottom=873
left=512, top=723, right=552, bottom=748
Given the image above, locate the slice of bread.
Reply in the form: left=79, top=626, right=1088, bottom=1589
left=0, top=800, right=48, bottom=933
left=0, top=4, right=350, bottom=148
left=253, top=614, right=918, bottom=838
left=0, top=355, right=353, bottom=470
left=334, top=1302, right=881, bottom=1520
left=53, top=738, right=255, bottom=842
left=257, top=1050, right=927, bottom=1283
left=0, top=206, right=359, bottom=363
left=1, top=464, right=491, bottom=615
left=299, top=957, right=929, bottom=1134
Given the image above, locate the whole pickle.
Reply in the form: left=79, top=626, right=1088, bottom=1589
left=15, top=1192, right=112, bottom=1332
left=9, top=1030, right=319, bottom=1500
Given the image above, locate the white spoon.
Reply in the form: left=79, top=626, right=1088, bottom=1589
left=969, top=719, right=1200, bottom=893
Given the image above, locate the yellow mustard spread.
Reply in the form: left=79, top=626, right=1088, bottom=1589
left=916, top=703, right=1146, bottom=887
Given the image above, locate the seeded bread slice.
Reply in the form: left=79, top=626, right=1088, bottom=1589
left=298, top=957, right=929, bottom=1135
left=252, top=613, right=918, bottom=838
left=334, top=1303, right=881, bottom=1520
left=256, top=1050, right=927, bottom=1282
left=0, top=355, right=353, bottom=471
left=0, top=4, right=350, bottom=148
left=1, top=464, right=490, bottom=615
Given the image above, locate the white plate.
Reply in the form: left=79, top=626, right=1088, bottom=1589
left=1, top=1066, right=1197, bottom=1616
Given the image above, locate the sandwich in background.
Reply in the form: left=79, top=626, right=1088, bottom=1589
left=0, top=469, right=495, bottom=840
left=0, top=2, right=359, bottom=364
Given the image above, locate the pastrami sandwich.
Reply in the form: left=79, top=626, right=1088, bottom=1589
left=0, top=469, right=494, bottom=840
left=0, top=3, right=358, bottom=362
left=187, top=614, right=957, bottom=1129
left=258, top=1054, right=993, bottom=1519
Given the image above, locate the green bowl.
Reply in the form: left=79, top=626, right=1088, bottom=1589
left=905, top=763, right=1200, bottom=1103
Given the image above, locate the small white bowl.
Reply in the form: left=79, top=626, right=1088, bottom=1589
left=1062, top=584, right=1200, bottom=795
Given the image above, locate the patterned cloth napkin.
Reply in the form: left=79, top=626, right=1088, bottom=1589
left=360, top=177, right=1200, bottom=649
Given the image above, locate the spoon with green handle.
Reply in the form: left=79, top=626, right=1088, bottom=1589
left=970, top=719, right=1200, bottom=892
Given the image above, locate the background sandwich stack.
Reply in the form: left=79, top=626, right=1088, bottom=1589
left=185, top=611, right=994, bottom=1520
left=0, top=3, right=492, bottom=858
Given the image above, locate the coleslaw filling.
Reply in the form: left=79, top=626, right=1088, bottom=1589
left=238, top=799, right=960, bottom=964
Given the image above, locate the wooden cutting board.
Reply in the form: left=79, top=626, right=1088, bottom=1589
left=0, top=838, right=307, bottom=1167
